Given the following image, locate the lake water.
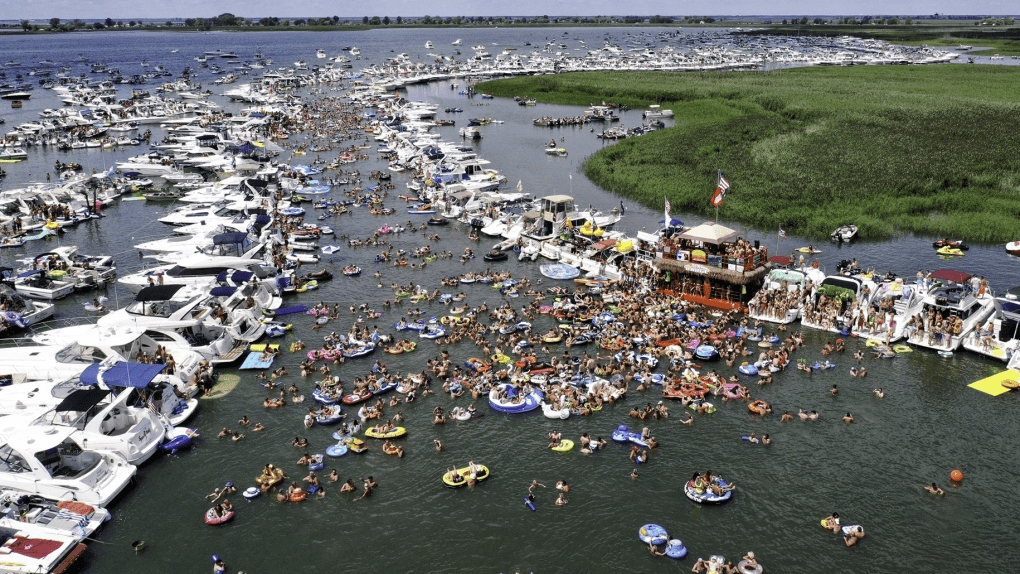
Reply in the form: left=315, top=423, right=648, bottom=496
left=1, top=27, right=1017, bottom=574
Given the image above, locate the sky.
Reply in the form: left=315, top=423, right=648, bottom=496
left=8, top=0, right=1017, bottom=20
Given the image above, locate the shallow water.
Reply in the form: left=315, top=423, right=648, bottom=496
left=0, top=27, right=1017, bottom=574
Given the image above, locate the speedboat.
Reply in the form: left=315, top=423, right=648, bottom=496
left=0, top=425, right=136, bottom=506
left=13, top=270, right=75, bottom=300
left=905, top=270, right=995, bottom=351
left=962, top=288, right=1020, bottom=361
left=0, top=284, right=55, bottom=335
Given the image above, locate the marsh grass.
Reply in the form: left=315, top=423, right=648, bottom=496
left=480, top=66, right=1020, bottom=241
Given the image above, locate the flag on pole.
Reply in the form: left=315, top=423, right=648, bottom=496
left=779, top=226, right=786, bottom=239
left=709, top=170, right=730, bottom=207
left=664, top=195, right=671, bottom=226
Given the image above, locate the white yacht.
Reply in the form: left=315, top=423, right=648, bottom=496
left=0, top=488, right=110, bottom=537
left=0, top=425, right=136, bottom=506
left=866, top=278, right=927, bottom=342
left=116, top=255, right=275, bottom=294
left=748, top=266, right=824, bottom=324
left=905, top=271, right=995, bottom=351
left=962, top=289, right=1020, bottom=361
left=0, top=519, right=88, bottom=574
left=800, top=274, right=878, bottom=334
left=96, top=282, right=276, bottom=364
left=23, top=381, right=166, bottom=465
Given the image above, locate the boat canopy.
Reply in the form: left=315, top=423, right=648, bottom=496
left=134, top=284, right=186, bottom=302
left=54, top=387, right=111, bottom=412
left=678, top=222, right=739, bottom=245
left=931, top=269, right=971, bottom=284
left=81, top=362, right=167, bottom=389
left=213, top=232, right=248, bottom=245
left=209, top=285, right=237, bottom=297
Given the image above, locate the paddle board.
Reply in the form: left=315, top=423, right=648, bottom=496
left=795, top=247, right=821, bottom=253
left=524, top=496, right=537, bottom=511
left=202, top=374, right=240, bottom=400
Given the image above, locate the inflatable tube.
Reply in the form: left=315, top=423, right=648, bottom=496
left=364, top=426, right=407, bottom=439
left=748, top=400, right=770, bottom=416
left=242, top=487, right=260, bottom=500
left=326, top=444, right=348, bottom=457
left=308, top=456, right=324, bottom=472
left=204, top=508, right=235, bottom=525
left=638, top=524, right=668, bottom=545
left=738, top=363, right=759, bottom=376
left=737, top=560, right=763, bottom=574
left=289, top=490, right=307, bottom=502
left=665, top=539, right=688, bottom=559
left=684, top=478, right=732, bottom=504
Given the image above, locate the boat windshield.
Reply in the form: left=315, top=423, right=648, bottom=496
left=55, top=343, right=108, bottom=364
left=0, top=445, right=30, bottom=473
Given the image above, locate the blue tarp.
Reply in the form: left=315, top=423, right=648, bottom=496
left=81, top=361, right=167, bottom=388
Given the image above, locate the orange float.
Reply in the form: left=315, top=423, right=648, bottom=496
left=950, top=469, right=964, bottom=482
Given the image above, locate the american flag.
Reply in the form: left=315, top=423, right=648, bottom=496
left=779, top=226, right=786, bottom=238
left=710, top=170, right=730, bottom=207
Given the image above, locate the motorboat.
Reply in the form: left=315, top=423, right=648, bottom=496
left=905, top=270, right=995, bottom=351
left=0, top=284, right=54, bottom=336
left=830, top=224, right=858, bottom=243
left=0, top=520, right=88, bottom=574
left=800, top=274, right=877, bottom=334
left=24, top=325, right=209, bottom=390
left=0, top=489, right=110, bottom=537
left=748, top=266, right=824, bottom=324
left=962, top=288, right=1020, bottom=361
left=21, top=381, right=166, bottom=465
left=13, top=269, right=75, bottom=300
left=0, top=425, right=136, bottom=506
left=96, top=283, right=273, bottom=364
left=117, top=255, right=276, bottom=294
left=642, top=104, right=674, bottom=118
left=866, top=278, right=927, bottom=342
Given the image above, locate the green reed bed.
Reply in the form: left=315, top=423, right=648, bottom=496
left=479, top=66, right=1020, bottom=241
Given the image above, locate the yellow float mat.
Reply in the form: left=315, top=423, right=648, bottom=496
left=968, top=369, right=1020, bottom=396
left=249, top=344, right=280, bottom=352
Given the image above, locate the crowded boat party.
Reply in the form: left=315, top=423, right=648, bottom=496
left=0, top=26, right=1016, bottom=574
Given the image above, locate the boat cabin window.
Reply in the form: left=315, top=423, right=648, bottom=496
left=0, top=445, right=30, bottom=473
left=167, top=265, right=231, bottom=277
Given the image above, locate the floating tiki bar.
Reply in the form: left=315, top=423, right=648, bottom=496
left=652, top=222, right=769, bottom=311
